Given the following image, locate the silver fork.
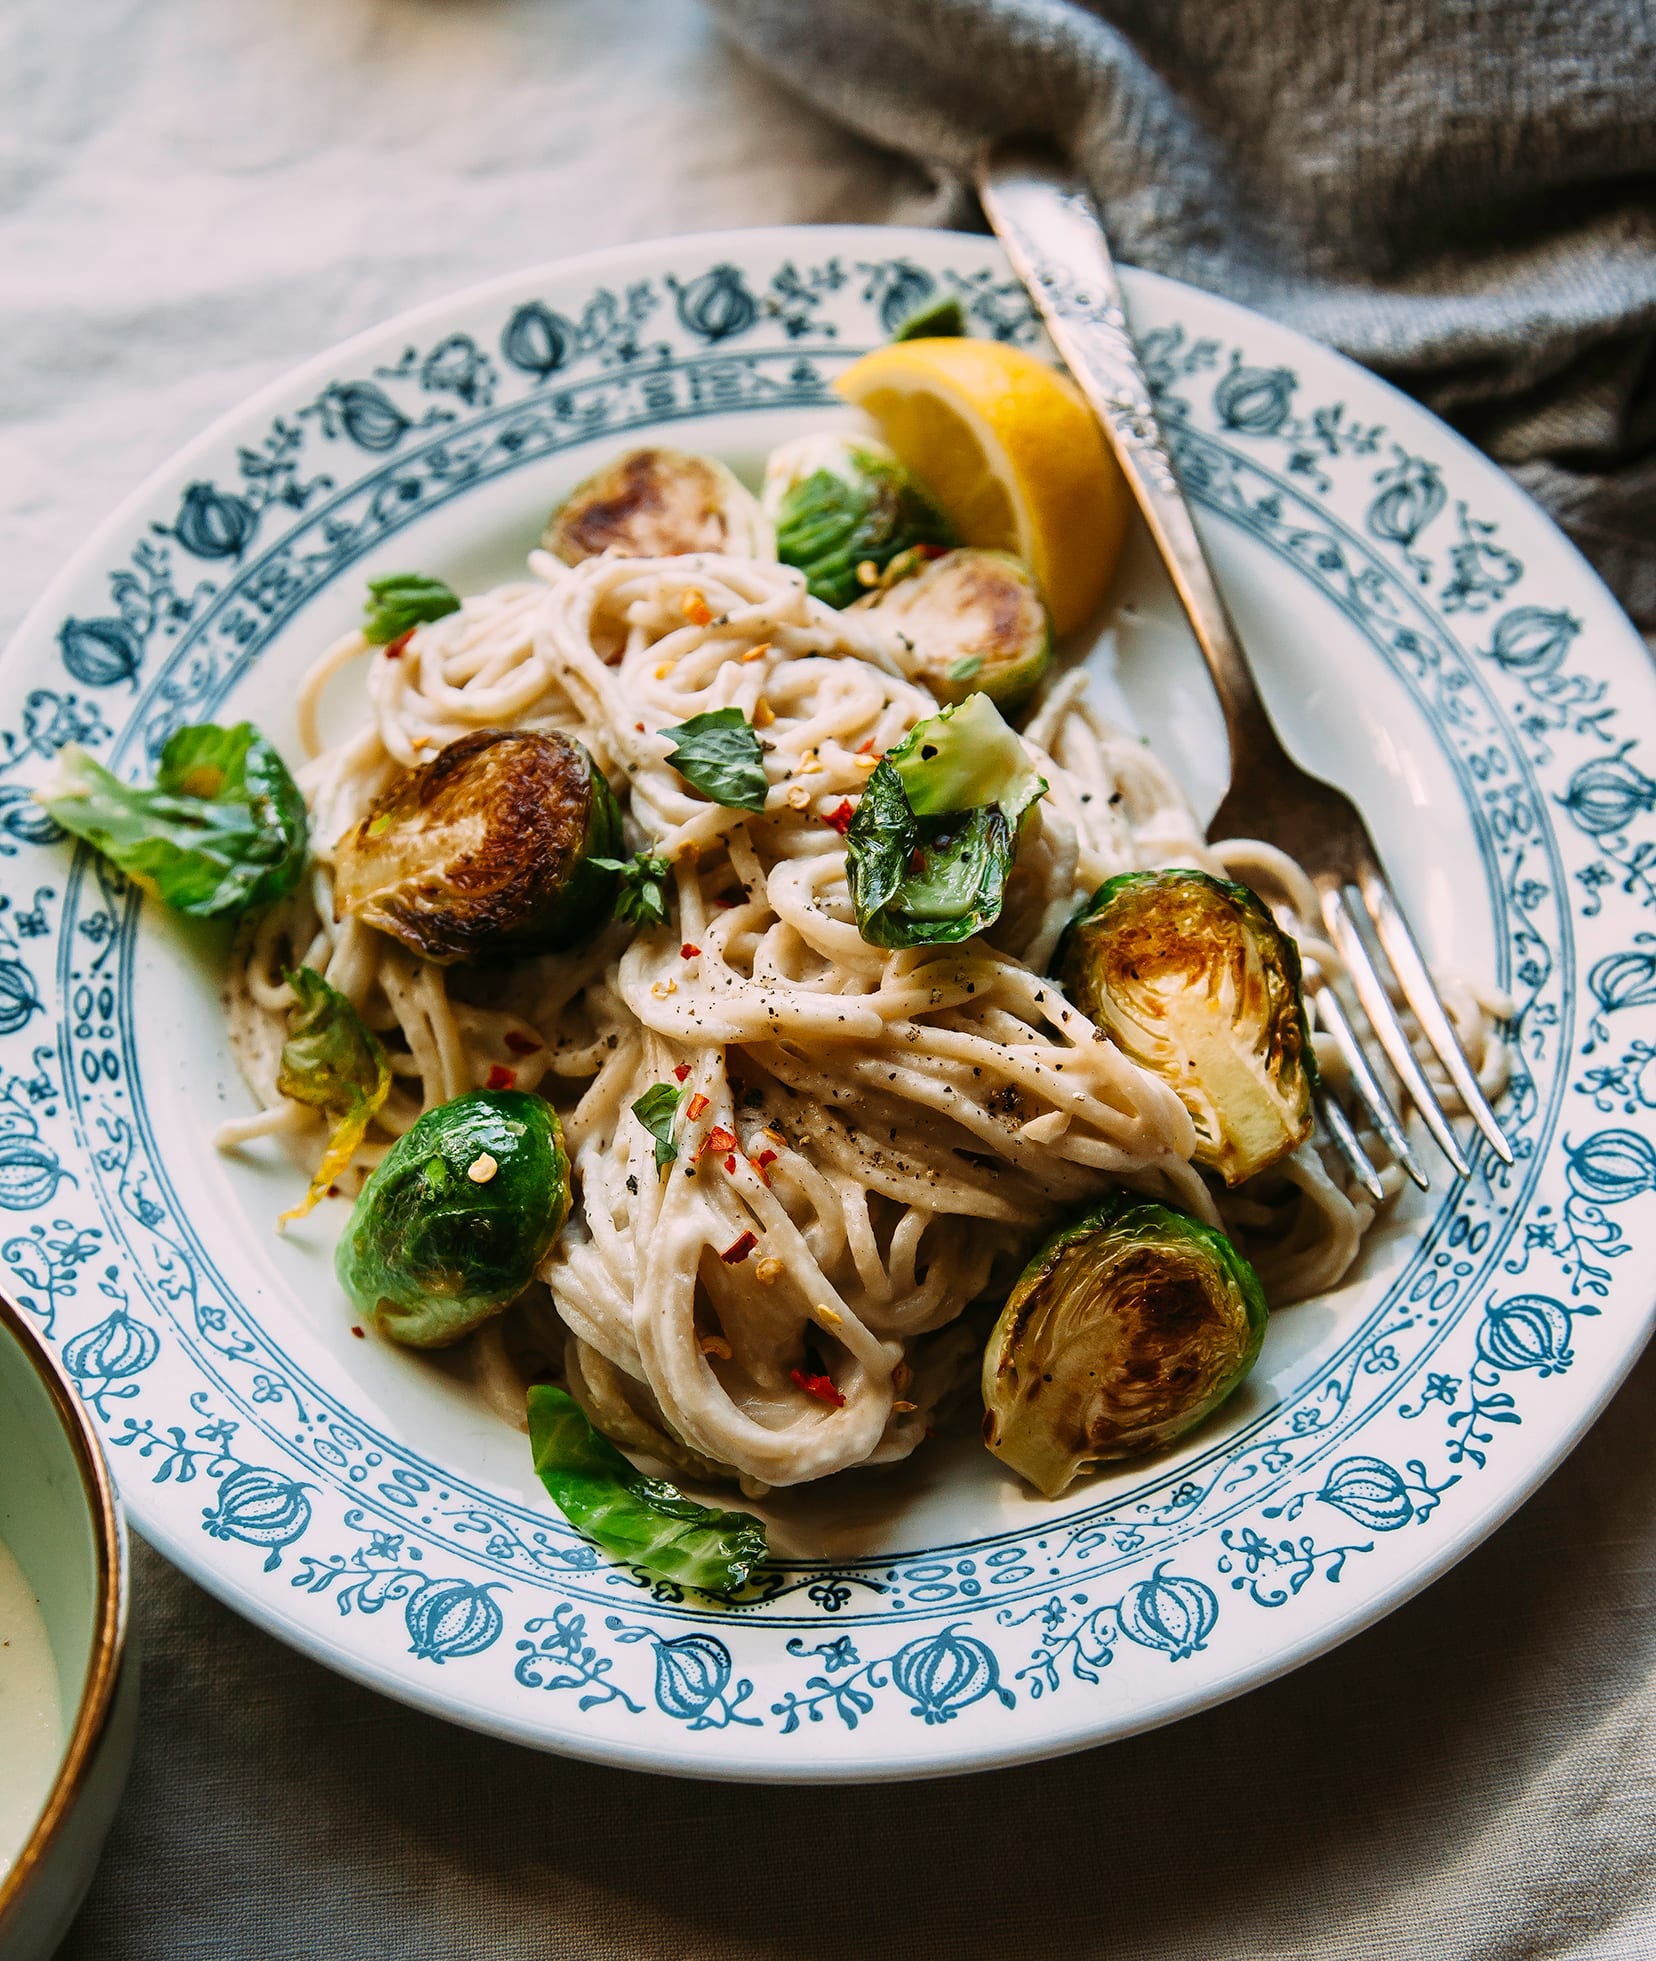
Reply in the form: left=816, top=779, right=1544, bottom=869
left=977, top=137, right=1513, bottom=1195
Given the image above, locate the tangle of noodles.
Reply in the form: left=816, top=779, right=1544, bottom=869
left=220, top=541, right=1509, bottom=1493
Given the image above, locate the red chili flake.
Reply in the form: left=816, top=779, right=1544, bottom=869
left=822, top=799, right=855, bottom=835
left=326, top=1184, right=340, bottom=1198
left=791, top=1367, right=846, bottom=1409
left=685, top=1093, right=710, bottom=1122
left=350, top=1325, right=365, bottom=1340
left=672, top=1063, right=691, bottom=1083
left=705, top=1124, right=736, bottom=1152
left=383, top=629, right=414, bottom=660
left=856, top=736, right=876, bottom=754
left=634, top=721, right=645, bottom=732
left=504, top=1031, right=542, bottom=1056
left=680, top=942, right=701, bottom=959
left=720, top=1231, right=757, bottom=1264
left=723, top=1153, right=738, bottom=1174
left=917, top=542, right=947, bottom=560
left=486, top=1064, right=515, bottom=1091
left=756, top=1148, right=778, bottom=1169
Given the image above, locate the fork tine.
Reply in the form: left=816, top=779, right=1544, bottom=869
left=1311, top=977, right=1430, bottom=1190
left=1359, top=872, right=1515, bottom=1167
left=1319, top=882, right=1473, bottom=1179
left=1314, top=1081, right=1387, bottom=1204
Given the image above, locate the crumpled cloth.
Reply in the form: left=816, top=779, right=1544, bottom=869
left=705, top=0, right=1656, bottom=629
left=6, top=2, right=1656, bottom=1957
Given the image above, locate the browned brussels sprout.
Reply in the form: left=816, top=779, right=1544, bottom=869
left=982, top=1191, right=1268, bottom=1495
left=334, top=729, right=622, bottom=963
left=863, top=548, right=1051, bottom=714
left=1057, top=869, right=1315, bottom=1186
left=542, top=446, right=769, bottom=563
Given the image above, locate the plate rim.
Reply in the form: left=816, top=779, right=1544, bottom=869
left=8, top=220, right=1655, bottom=1781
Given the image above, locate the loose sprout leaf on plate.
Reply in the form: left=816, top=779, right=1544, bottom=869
left=363, top=573, right=461, bottom=645
left=846, top=692, right=1046, bottom=948
left=663, top=708, right=769, bottom=812
left=1056, top=868, right=1316, bottom=1185
left=591, top=850, right=672, bottom=929
left=276, top=967, right=391, bottom=1225
left=891, top=292, right=967, bottom=341
left=632, top=1083, right=685, bottom=1174
left=982, top=1191, right=1269, bottom=1496
left=528, top=1383, right=769, bottom=1597
left=36, top=722, right=308, bottom=918
left=764, top=434, right=957, bottom=610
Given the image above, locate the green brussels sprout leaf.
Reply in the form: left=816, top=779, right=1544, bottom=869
left=336, top=1088, right=571, bottom=1348
left=36, top=723, right=308, bottom=918
left=766, top=436, right=957, bottom=609
left=528, top=1383, right=769, bottom=1597
left=1057, top=868, right=1315, bottom=1185
left=275, top=967, right=391, bottom=1225
left=363, top=573, right=461, bottom=645
left=632, top=1082, right=685, bottom=1174
left=663, top=708, right=769, bottom=813
left=846, top=693, right=1046, bottom=947
left=591, top=850, right=672, bottom=929
left=983, top=1191, right=1268, bottom=1495
left=892, top=293, right=967, bottom=341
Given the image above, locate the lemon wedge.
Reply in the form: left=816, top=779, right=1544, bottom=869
left=834, top=339, right=1130, bottom=636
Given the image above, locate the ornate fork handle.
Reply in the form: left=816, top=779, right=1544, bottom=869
left=975, top=139, right=1282, bottom=773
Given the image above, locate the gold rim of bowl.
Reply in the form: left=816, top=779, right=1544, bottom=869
left=0, top=1288, right=130, bottom=1938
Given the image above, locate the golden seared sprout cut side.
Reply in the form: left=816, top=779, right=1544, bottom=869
left=861, top=547, right=1051, bottom=714
left=334, top=728, right=622, bottom=965
left=763, top=433, right=956, bottom=609
left=542, top=446, right=770, bottom=563
left=1058, top=869, right=1315, bottom=1186
left=983, top=1192, right=1268, bottom=1496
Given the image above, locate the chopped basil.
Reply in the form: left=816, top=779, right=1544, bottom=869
left=363, top=572, right=461, bottom=645
left=663, top=708, right=769, bottom=813
left=632, top=1082, right=685, bottom=1174
left=591, top=850, right=672, bottom=929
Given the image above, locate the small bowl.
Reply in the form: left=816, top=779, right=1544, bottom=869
left=0, top=1293, right=137, bottom=1959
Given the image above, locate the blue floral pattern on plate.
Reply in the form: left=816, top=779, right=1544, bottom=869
left=5, top=228, right=1655, bottom=1779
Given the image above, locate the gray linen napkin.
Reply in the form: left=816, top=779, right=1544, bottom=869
left=706, top=0, right=1656, bottom=627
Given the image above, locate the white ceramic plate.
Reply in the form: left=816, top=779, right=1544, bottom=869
left=6, top=226, right=1656, bottom=1781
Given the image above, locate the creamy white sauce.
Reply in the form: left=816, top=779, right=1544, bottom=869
left=0, top=1536, right=64, bottom=1881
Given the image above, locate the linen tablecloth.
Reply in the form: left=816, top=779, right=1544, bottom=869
left=6, top=3, right=1656, bottom=1955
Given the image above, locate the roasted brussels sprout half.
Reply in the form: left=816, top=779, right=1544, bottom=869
left=334, top=729, right=622, bottom=964
left=336, top=1088, right=570, bottom=1348
left=542, top=446, right=769, bottom=563
left=863, top=548, right=1051, bottom=714
left=763, top=434, right=956, bottom=609
left=1058, top=869, right=1314, bottom=1186
left=982, top=1191, right=1267, bottom=1494
left=845, top=692, right=1046, bottom=948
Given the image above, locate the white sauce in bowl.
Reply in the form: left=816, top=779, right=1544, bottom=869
left=0, top=1535, right=64, bottom=1881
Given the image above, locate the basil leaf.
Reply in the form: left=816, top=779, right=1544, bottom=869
left=845, top=693, right=1046, bottom=948
left=37, top=723, right=308, bottom=918
left=276, top=967, right=391, bottom=1224
left=363, top=573, right=461, bottom=645
left=528, top=1383, right=768, bottom=1597
left=663, top=708, right=769, bottom=813
left=632, top=1082, right=684, bottom=1174
left=591, top=851, right=672, bottom=929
